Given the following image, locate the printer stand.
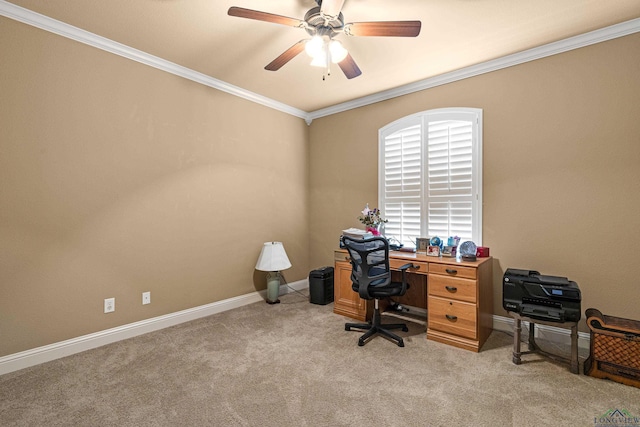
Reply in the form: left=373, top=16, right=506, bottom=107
left=510, top=312, right=579, bottom=374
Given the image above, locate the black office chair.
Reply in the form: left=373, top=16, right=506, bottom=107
left=342, top=235, right=413, bottom=347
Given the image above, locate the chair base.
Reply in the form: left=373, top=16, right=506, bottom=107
left=345, top=300, right=408, bottom=347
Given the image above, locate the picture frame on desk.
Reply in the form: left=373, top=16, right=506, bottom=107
left=442, top=246, right=457, bottom=257
left=416, top=238, right=430, bottom=253
left=427, top=245, right=440, bottom=257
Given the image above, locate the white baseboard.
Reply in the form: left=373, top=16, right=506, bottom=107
left=0, top=279, right=309, bottom=376
left=492, top=314, right=590, bottom=350
left=2, top=280, right=591, bottom=377
left=283, top=279, right=309, bottom=294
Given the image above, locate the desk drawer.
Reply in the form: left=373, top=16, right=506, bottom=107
left=428, top=274, right=477, bottom=303
left=335, top=251, right=351, bottom=263
left=429, top=263, right=476, bottom=279
left=428, top=296, right=477, bottom=340
left=390, top=259, right=428, bottom=275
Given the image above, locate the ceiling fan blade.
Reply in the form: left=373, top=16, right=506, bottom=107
left=345, top=21, right=422, bottom=37
left=338, top=53, right=362, bottom=79
left=228, top=6, right=303, bottom=28
left=265, top=40, right=307, bottom=71
left=320, top=0, right=346, bottom=19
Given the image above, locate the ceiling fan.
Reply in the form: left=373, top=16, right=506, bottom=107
left=228, top=0, right=421, bottom=79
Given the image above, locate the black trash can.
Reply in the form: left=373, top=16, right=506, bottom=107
left=309, top=266, right=334, bottom=305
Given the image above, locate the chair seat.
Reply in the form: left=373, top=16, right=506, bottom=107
left=352, top=281, right=405, bottom=299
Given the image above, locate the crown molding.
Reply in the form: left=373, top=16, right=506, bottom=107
left=0, top=0, right=309, bottom=121
left=2, top=1, right=639, bottom=125
left=306, top=17, right=640, bottom=121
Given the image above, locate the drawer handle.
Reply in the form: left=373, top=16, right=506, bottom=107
left=445, top=286, right=457, bottom=292
left=445, top=314, right=458, bottom=321
left=445, top=268, right=457, bottom=275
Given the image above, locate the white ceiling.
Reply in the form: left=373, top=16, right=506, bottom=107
left=4, top=0, right=640, bottom=112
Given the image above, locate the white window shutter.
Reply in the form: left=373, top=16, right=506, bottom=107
left=380, top=123, right=422, bottom=246
left=379, top=108, right=482, bottom=247
left=383, top=201, right=421, bottom=246
left=383, top=124, right=421, bottom=199
left=426, top=119, right=474, bottom=241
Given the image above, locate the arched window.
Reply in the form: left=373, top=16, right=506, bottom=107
left=378, top=108, right=483, bottom=247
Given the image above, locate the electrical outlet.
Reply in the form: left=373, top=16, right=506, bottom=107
left=142, top=291, right=151, bottom=305
left=104, top=297, right=115, bottom=313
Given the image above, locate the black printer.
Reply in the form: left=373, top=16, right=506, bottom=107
left=503, top=268, right=581, bottom=323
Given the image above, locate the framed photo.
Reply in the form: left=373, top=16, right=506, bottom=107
left=442, top=246, right=457, bottom=257
left=416, top=238, right=430, bottom=252
left=427, top=245, right=440, bottom=257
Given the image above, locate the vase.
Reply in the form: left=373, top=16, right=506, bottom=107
left=366, top=225, right=382, bottom=236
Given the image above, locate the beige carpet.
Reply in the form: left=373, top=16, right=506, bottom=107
left=1, top=290, right=639, bottom=426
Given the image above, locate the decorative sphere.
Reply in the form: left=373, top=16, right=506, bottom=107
left=430, top=236, right=441, bottom=246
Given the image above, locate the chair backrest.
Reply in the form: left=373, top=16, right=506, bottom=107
left=341, top=235, right=391, bottom=299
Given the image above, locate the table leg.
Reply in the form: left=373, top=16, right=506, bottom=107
left=570, top=324, right=579, bottom=374
left=509, top=314, right=578, bottom=374
left=528, top=321, right=537, bottom=351
left=513, top=317, right=522, bottom=365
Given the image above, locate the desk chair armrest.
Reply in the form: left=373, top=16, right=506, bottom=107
left=397, top=263, right=414, bottom=271
left=397, top=263, right=414, bottom=294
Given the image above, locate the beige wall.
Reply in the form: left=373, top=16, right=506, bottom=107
left=2, top=17, right=639, bottom=358
left=309, top=33, right=640, bottom=328
left=0, top=18, right=310, bottom=356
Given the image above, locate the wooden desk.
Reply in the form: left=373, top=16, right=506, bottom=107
left=334, top=249, right=493, bottom=352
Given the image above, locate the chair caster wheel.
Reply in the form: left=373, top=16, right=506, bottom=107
left=358, top=340, right=365, bottom=346
left=345, top=326, right=350, bottom=331
left=402, top=326, right=409, bottom=332
left=398, top=340, right=405, bottom=347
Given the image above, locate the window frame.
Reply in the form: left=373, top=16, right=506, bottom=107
left=378, top=107, right=483, bottom=247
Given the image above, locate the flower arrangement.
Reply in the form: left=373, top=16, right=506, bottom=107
left=358, top=204, right=388, bottom=236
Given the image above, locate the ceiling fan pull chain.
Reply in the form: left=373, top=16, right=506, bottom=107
left=326, top=49, right=331, bottom=78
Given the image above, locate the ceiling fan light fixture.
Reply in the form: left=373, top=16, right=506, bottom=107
left=310, top=52, right=328, bottom=68
left=329, top=39, right=348, bottom=63
left=304, top=35, right=324, bottom=58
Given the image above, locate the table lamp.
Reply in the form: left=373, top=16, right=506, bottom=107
left=255, top=241, right=292, bottom=304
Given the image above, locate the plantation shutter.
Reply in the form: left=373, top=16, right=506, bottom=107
left=380, top=123, right=422, bottom=247
left=426, top=119, right=474, bottom=241
left=379, top=108, right=482, bottom=248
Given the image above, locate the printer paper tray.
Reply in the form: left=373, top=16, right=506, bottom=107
left=521, top=304, right=564, bottom=322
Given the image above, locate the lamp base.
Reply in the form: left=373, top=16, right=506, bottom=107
left=266, top=273, right=281, bottom=305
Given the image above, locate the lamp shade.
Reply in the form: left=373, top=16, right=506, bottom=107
left=255, top=242, right=292, bottom=272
